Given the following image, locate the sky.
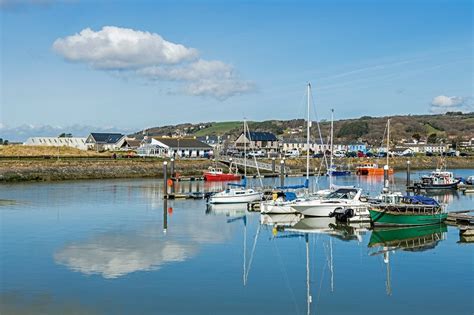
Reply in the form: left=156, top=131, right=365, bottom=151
left=0, top=0, right=473, bottom=140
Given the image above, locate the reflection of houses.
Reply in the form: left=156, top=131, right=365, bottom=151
left=137, top=137, right=213, bottom=158
left=235, top=132, right=278, bottom=151
left=24, top=137, right=87, bottom=150
left=85, top=133, right=125, bottom=151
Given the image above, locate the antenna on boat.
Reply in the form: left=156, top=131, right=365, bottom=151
left=330, top=109, right=334, bottom=190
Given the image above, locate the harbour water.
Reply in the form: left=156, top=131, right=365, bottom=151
left=1, top=170, right=473, bottom=314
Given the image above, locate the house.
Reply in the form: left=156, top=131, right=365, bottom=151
left=398, top=143, right=450, bottom=154
left=234, top=132, right=279, bottom=151
left=85, top=133, right=126, bottom=151
left=282, top=140, right=329, bottom=153
left=348, top=142, right=367, bottom=153
left=137, top=137, right=213, bottom=158
left=24, top=137, right=87, bottom=150
left=119, top=138, right=141, bottom=151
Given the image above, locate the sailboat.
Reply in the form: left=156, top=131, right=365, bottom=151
left=327, top=109, right=350, bottom=177
left=208, top=121, right=263, bottom=204
left=260, top=83, right=313, bottom=214
left=356, top=119, right=394, bottom=176
left=368, top=123, right=448, bottom=226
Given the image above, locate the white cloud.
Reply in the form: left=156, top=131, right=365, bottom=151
left=429, top=95, right=470, bottom=113
left=53, top=26, right=255, bottom=99
left=53, top=26, right=198, bottom=69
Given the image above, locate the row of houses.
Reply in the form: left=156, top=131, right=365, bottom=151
left=24, top=130, right=471, bottom=158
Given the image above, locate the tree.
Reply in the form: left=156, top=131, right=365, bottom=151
left=412, top=133, right=421, bottom=142
left=0, top=138, right=3, bottom=145
left=427, top=133, right=437, bottom=144
left=337, top=121, right=369, bottom=139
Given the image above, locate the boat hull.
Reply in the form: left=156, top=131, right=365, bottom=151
left=260, top=202, right=297, bottom=214
left=209, top=192, right=262, bottom=204
left=369, top=208, right=447, bottom=226
left=356, top=168, right=394, bottom=176
left=328, top=171, right=351, bottom=176
left=414, top=180, right=461, bottom=190
left=203, top=173, right=241, bottom=181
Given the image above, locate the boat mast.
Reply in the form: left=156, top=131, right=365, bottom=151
left=330, top=109, right=334, bottom=189
left=244, top=120, right=247, bottom=177
left=386, top=119, right=390, bottom=167
left=306, top=83, right=311, bottom=182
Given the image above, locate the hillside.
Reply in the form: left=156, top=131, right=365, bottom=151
left=130, top=112, right=474, bottom=145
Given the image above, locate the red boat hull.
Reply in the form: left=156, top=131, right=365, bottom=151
left=203, top=173, right=241, bottom=181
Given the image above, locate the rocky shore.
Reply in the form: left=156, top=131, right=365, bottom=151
left=0, top=156, right=472, bottom=183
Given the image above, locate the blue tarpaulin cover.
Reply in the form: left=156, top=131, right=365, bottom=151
left=403, top=195, right=439, bottom=206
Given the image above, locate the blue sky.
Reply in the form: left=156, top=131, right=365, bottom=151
left=0, top=0, right=472, bottom=140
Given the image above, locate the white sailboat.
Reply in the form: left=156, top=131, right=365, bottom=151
left=260, top=83, right=313, bottom=214
left=208, top=120, right=263, bottom=204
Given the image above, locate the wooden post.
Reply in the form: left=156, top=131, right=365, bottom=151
left=163, top=199, right=168, bottom=233
left=163, top=161, right=168, bottom=198
left=280, top=159, right=285, bottom=187
left=272, top=157, right=276, bottom=176
left=170, top=158, right=175, bottom=193
left=406, top=160, right=411, bottom=187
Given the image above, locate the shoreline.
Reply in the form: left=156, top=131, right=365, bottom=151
left=0, top=156, right=472, bottom=183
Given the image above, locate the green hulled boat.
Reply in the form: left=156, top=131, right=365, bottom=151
left=369, top=194, right=447, bottom=226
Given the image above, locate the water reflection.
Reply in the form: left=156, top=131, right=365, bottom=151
left=368, top=224, right=447, bottom=296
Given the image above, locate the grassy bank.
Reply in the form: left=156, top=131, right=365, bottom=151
left=0, top=155, right=472, bottom=183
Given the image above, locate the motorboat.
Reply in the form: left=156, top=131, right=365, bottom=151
left=356, top=163, right=394, bottom=175
left=413, top=169, right=461, bottom=190
left=203, top=166, right=240, bottom=181
left=290, top=188, right=371, bottom=222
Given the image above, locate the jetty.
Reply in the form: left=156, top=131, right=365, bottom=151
left=446, top=210, right=474, bottom=226
left=218, top=156, right=291, bottom=173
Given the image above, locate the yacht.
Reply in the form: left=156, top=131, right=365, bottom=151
left=208, top=186, right=262, bottom=204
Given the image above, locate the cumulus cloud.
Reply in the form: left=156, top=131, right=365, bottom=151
left=53, top=26, right=254, bottom=99
left=429, top=95, right=471, bottom=113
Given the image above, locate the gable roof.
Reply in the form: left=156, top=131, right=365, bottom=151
left=89, top=133, right=124, bottom=144
left=245, top=131, right=277, bottom=141
left=153, top=138, right=212, bottom=149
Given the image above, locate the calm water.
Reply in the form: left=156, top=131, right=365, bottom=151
left=1, top=170, right=473, bottom=315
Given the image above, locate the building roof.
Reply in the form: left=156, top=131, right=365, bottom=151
left=153, top=138, right=212, bottom=149
left=245, top=131, right=278, bottom=141
left=89, top=133, right=124, bottom=144
left=121, top=139, right=141, bottom=148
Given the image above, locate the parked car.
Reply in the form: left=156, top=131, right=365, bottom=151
left=425, top=152, right=434, bottom=157
left=345, top=151, right=357, bottom=158
left=357, top=151, right=366, bottom=158
left=247, top=150, right=266, bottom=158
left=334, top=151, right=346, bottom=158
left=312, top=152, right=324, bottom=158
left=460, top=152, right=469, bottom=157
left=365, top=152, right=374, bottom=157
left=285, top=149, right=300, bottom=158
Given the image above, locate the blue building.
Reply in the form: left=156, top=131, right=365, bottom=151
left=348, top=142, right=367, bottom=153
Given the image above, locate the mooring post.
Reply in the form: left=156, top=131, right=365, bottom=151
left=383, top=164, right=389, bottom=193
left=163, top=199, right=168, bottom=234
left=170, top=158, right=175, bottom=194
left=272, top=157, right=276, bottom=176
left=163, top=161, right=168, bottom=198
left=406, top=160, right=411, bottom=187
left=280, top=159, right=285, bottom=187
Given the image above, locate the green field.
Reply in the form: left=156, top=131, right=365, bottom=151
left=192, top=121, right=247, bottom=136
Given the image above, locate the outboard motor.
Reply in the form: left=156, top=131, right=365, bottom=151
left=204, top=192, right=215, bottom=202
left=330, top=207, right=355, bottom=222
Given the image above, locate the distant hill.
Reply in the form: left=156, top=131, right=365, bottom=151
left=130, top=112, right=474, bottom=146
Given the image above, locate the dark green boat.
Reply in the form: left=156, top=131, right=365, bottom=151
left=369, top=194, right=447, bottom=226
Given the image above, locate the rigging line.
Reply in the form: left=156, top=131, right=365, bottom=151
left=272, top=237, right=301, bottom=315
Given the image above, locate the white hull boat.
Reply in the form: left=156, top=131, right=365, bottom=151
left=291, top=188, right=370, bottom=222
left=208, top=188, right=263, bottom=204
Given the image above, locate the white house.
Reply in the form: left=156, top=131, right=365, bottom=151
left=24, top=137, right=87, bottom=150
left=85, top=133, right=126, bottom=151
left=399, top=143, right=450, bottom=154
left=137, top=137, right=213, bottom=158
